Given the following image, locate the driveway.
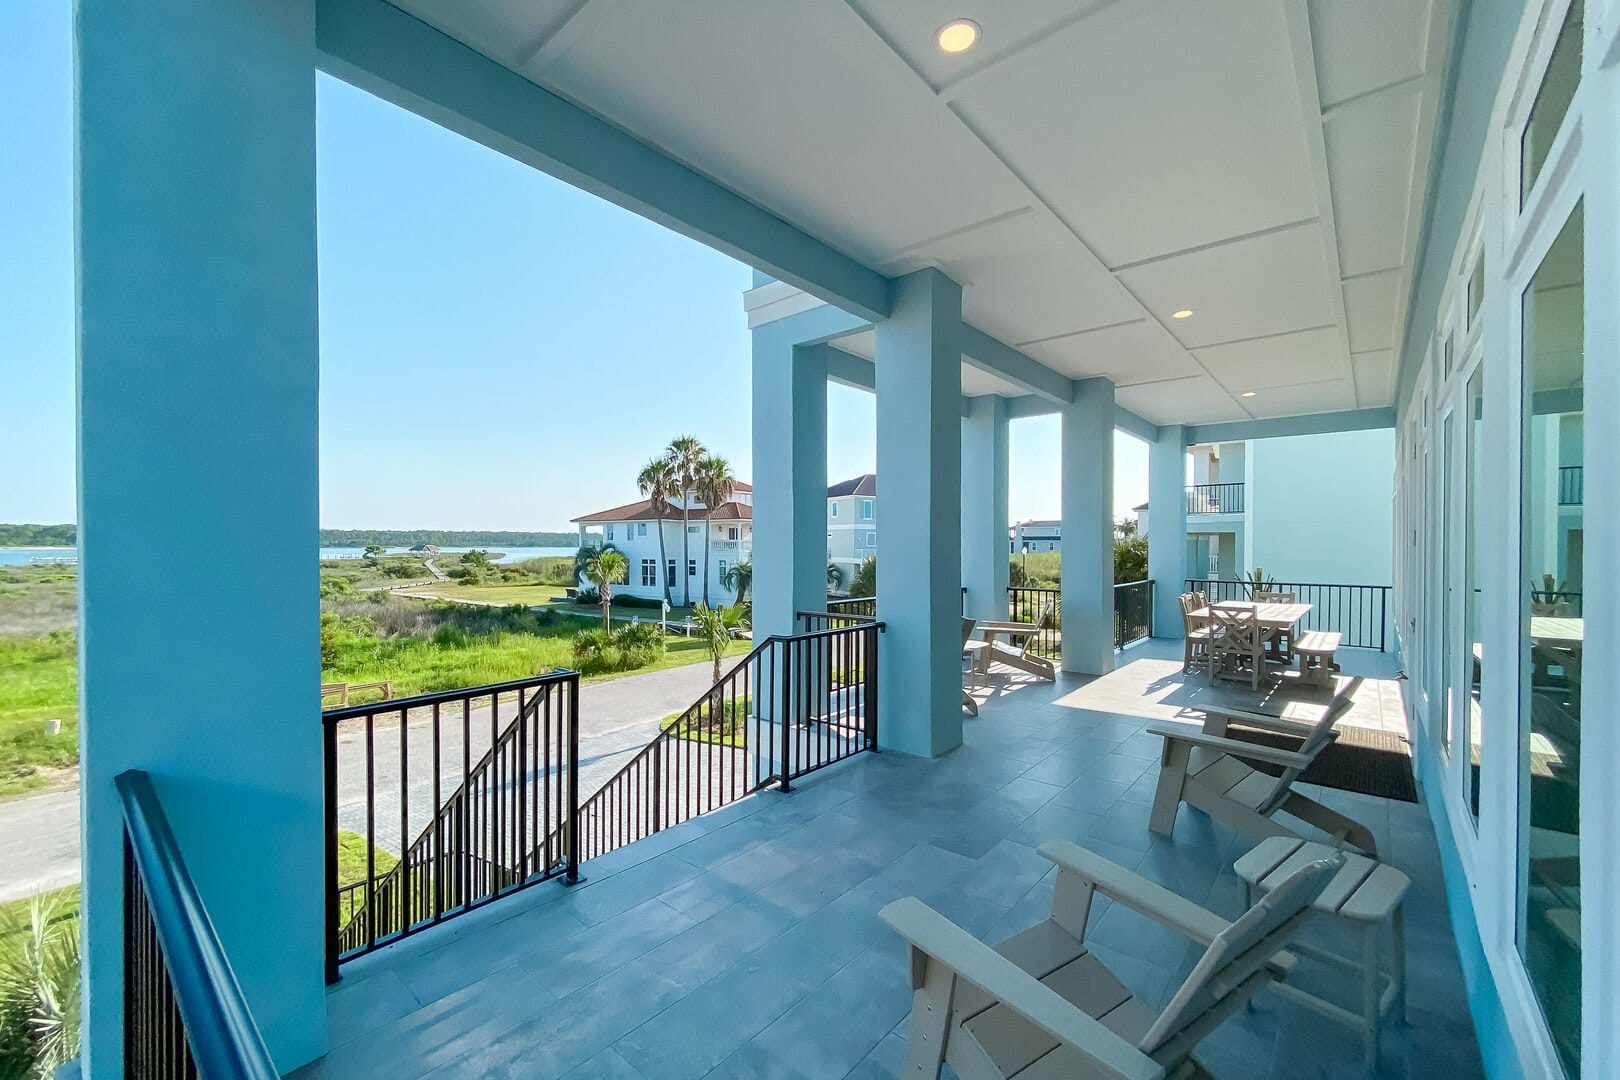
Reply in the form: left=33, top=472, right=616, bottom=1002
left=0, top=660, right=724, bottom=903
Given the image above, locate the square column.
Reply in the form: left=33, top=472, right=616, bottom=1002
left=1149, top=425, right=1189, bottom=637
left=1060, top=378, right=1116, bottom=675
left=76, top=0, right=324, bottom=1072
left=750, top=331, right=828, bottom=641
left=875, top=270, right=963, bottom=757
left=961, top=396, right=1010, bottom=623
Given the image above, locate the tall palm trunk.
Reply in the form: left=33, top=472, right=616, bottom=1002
left=680, top=491, right=692, bottom=606
left=702, top=519, right=712, bottom=606
left=655, top=509, right=671, bottom=606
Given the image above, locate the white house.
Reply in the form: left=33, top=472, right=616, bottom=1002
left=826, top=473, right=877, bottom=584
left=571, top=482, right=753, bottom=606
left=1009, top=519, right=1061, bottom=554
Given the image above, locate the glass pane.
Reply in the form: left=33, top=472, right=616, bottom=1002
left=1440, top=414, right=1454, bottom=751
left=1463, top=366, right=1484, bottom=820
left=1520, top=0, right=1582, bottom=205
left=1519, top=201, right=1583, bottom=1075
left=1467, top=253, right=1485, bottom=328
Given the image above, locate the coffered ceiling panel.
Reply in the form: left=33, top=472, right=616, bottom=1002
left=1116, top=376, right=1250, bottom=426
left=1118, top=226, right=1337, bottom=350
left=1021, top=320, right=1199, bottom=387
left=1194, top=326, right=1347, bottom=393
left=1343, top=270, right=1401, bottom=352
left=950, top=0, right=1318, bottom=269
left=1324, top=84, right=1423, bottom=278
left=1309, top=0, right=1433, bottom=108
left=1242, top=378, right=1359, bottom=419
left=1353, top=350, right=1397, bottom=405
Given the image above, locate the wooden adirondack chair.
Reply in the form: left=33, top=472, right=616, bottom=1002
left=962, top=617, right=988, bottom=717
left=1179, top=593, right=1212, bottom=674
left=975, top=600, right=1058, bottom=682
left=880, top=838, right=1341, bottom=1080
left=1146, top=678, right=1378, bottom=855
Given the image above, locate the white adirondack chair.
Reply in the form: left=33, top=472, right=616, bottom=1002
left=1146, top=678, right=1379, bottom=855
left=881, top=839, right=1341, bottom=1079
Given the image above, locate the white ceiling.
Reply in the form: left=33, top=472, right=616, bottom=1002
left=383, top=0, right=1453, bottom=426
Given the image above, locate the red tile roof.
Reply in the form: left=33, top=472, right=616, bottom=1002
left=572, top=499, right=752, bottom=523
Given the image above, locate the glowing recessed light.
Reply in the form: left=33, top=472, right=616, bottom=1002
left=1241, top=391, right=1257, bottom=398
left=1171, top=309, right=1194, bottom=320
left=937, top=19, right=980, bottom=53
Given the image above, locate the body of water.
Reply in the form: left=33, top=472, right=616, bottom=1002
left=0, top=546, right=575, bottom=567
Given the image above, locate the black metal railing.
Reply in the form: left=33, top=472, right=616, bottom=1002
left=1005, top=586, right=1062, bottom=660
left=119, top=770, right=278, bottom=1080
left=323, top=671, right=580, bottom=974
left=1186, top=482, right=1244, bottom=515
left=1558, top=465, right=1583, bottom=505
left=1531, top=589, right=1583, bottom=616
left=1114, top=580, right=1154, bottom=649
left=1184, top=579, right=1392, bottom=651
left=576, top=619, right=881, bottom=862
left=825, top=595, right=876, bottom=619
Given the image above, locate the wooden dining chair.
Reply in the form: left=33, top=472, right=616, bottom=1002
left=1179, top=593, right=1211, bottom=674
left=1209, top=606, right=1267, bottom=690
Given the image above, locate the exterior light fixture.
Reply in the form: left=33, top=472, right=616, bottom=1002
left=1171, top=309, right=1194, bottom=319
left=937, top=19, right=980, bottom=53
left=1241, top=391, right=1257, bottom=398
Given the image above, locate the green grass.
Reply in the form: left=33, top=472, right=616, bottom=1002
left=661, top=693, right=752, bottom=748
left=0, top=632, right=78, bottom=798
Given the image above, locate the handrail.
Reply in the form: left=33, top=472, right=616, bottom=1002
left=117, top=770, right=278, bottom=1080
left=322, top=669, right=577, bottom=724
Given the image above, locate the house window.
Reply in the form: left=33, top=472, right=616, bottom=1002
left=1517, top=201, right=1583, bottom=1075
left=641, top=559, right=657, bottom=587
left=718, top=560, right=728, bottom=580
left=861, top=499, right=873, bottom=521
left=1519, top=0, right=1582, bottom=205
left=687, top=525, right=699, bottom=535
left=688, top=560, right=697, bottom=577
left=606, top=525, right=614, bottom=541
left=866, top=532, right=876, bottom=547
left=638, top=523, right=648, bottom=537
left=668, top=559, right=676, bottom=584
left=831, top=503, right=838, bottom=518
left=728, top=527, right=738, bottom=541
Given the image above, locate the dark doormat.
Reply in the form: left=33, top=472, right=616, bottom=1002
left=1228, top=723, right=1419, bottom=803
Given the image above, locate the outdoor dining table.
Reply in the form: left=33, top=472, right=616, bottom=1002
left=1195, top=600, right=1314, bottom=663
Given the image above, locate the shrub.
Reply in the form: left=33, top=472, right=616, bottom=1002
left=0, top=892, right=81, bottom=1077
left=432, top=625, right=473, bottom=649
left=381, top=561, right=421, bottom=579
left=319, top=575, right=356, bottom=600
left=618, top=644, right=657, bottom=669
left=613, top=622, right=665, bottom=652
left=571, top=629, right=613, bottom=657
left=575, top=587, right=601, bottom=605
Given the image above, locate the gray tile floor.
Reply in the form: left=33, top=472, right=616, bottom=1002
left=296, top=640, right=1482, bottom=1079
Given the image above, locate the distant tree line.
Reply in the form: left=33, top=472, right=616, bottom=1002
left=319, top=529, right=578, bottom=548
left=0, top=524, right=76, bottom=547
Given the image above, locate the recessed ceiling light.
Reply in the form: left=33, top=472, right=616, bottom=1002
left=1171, top=309, right=1194, bottom=320
left=937, top=19, right=980, bottom=53
left=1241, top=391, right=1257, bottom=398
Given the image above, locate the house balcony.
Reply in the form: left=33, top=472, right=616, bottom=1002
left=1187, top=483, right=1245, bottom=516
left=294, top=641, right=1478, bottom=1079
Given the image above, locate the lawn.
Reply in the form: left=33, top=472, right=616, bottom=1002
left=0, top=632, right=77, bottom=798
left=661, top=693, right=751, bottom=748
left=397, top=581, right=568, bottom=607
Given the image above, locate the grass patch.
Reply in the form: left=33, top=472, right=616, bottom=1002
left=0, top=632, right=78, bottom=798
left=660, top=693, right=751, bottom=748
left=0, top=565, right=77, bottom=638
left=398, top=581, right=568, bottom=607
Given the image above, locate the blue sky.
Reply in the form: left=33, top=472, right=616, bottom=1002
left=1, top=3, right=1145, bottom=533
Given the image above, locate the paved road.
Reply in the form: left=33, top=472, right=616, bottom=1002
left=0, top=661, right=726, bottom=903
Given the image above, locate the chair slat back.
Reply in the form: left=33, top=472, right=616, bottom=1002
left=1253, top=591, right=1297, bottom=604
left=1140, top=855, right=1341, bottom=1054
left=1210, top=607, right=1263, bottom=652
left=1254, top=677, right=1365, bottom=815
left=961, top=617, right=977, bottom=651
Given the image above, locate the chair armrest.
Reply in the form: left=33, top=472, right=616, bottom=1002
left=880, top=898, right=1165, bottom=1080
left=1036, top=840, right=1229, bottom=947
left=1146, top=725, right=1316, bottom=771
left=1199, top=706, right=1318, bottom=738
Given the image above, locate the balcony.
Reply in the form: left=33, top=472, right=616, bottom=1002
left=295, top=641, right=1479, bottom=1079
left=1187, top=482, right=1245, bottom=515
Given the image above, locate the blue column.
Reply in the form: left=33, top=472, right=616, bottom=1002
left=76, top=0, right=324, bottom=1072
left=750, top=329, right=828, bottom=642
left=1060, top=378, right=1116, bottom=675
left=1149, top=425, right=1189, bottom=638
left=961, top=396, right=1010, bottom=623
left=875, top=270, right=963, bottom=757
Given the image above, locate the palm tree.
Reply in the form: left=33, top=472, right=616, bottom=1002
left=664, top=435, right=707, bottom=607
left=584, top=549, right=628, bottom=629
left=573, top=541, right=616, bottom=589
left=720, top=557, right=752, bottom=605
left=692, top=603, right=731, bottom=684
left=695, top=453, right=736, bottom=606
left=637, top=456, right=677, bottom=607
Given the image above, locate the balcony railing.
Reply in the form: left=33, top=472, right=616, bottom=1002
left=1186, top=482, right=1244, bottom=515
left=119, top=770, right=278, bottom=1079
left=323, top=672, right=581, bottom=974
left=1185, top=578, right=1391, bottom=650
left=1114, top=580, right=1154, bottom=648
left=1558, top=465, right=1583, bottom=505
left=1001, top=582, right=1155, bottom=658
